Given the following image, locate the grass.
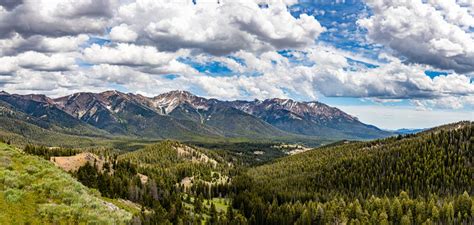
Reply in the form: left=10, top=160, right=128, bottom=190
left=182, top=194, right=230, bottom=213
left=102, top=197, right=143, bottom=215
left=205, top=197, right=229, bottom=213
left=0, top=142, right=133, bottom=224
left=182, top=194, right=230, bottom=224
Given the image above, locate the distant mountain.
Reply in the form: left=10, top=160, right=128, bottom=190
left=228, top=98, right=389, bottom=139
left=0, top=91, right=107, bottom=137
left=0, top=90, right=392, bottom=141
left=394, top=128, right=427, bottom=135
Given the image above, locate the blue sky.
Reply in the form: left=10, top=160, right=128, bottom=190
left=0, top=0, right=472, bottom=129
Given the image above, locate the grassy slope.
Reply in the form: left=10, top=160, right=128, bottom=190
left=0, top=142, right=132, bottom=224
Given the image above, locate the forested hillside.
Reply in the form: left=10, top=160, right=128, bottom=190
left=59, top=141, right=243, bottom=224
left=7, top=122, right=473, bottom=224
left=231, top=121, right=473, bottom=224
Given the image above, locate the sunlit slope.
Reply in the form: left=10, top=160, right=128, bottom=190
left=248, top=121, right=473, bottom=201
left=0, top=142, right=132, bottom=224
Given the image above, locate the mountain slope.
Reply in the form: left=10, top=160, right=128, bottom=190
left=53, top=91, right=284, bottom=139
left=0, top=92, right=106, bottom=137
left=230, top=121, right=473, bottom=224
left=229, top=98, right=390, bottom=139
left=0, top=98, right=115, bottom=147
left=0, top=142, right=132, bottom=224
left=0, top=90, right=391, bottom=141
left=246, top=121, right=472, bottom=201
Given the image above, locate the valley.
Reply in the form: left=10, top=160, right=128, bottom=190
left=0, top=90, right=472, bottom=224
left=0, top=120, right=471, bottom=224
left=2, top=0, right=474, bottom=224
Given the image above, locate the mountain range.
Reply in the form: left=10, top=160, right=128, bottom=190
left=0, top=90, right=391, bottom=141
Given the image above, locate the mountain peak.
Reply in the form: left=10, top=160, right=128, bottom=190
left=152, top=90, right=209, bottom=114
left=159, top=90, right=195, bottom=98
left=0, top=89, right=390, bottom=139
left=265, top=98, right=298, bottom=106
left=154, top=90, right=198, bottom=104
left=21, top=94, right=54, bottom=104
left=100, top=90, right=125, bottom=96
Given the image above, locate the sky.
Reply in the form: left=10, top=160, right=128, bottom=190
left=0, top=0, right=472, bottom=129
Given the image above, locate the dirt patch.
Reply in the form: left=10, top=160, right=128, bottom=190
left=50, top=152, right=103, bottom=172
left=175, top=145, right=218, bottom=167
left=179, top=172, right=230, bottom=191
left=180, top=176, right=194, bottom=191
left=137, top=173, right=148, bottom=184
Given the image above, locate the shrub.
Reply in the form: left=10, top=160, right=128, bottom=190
left=25, top=165, right=39, bottom=174
left=2, top=170, right=19, bottom=188
left=4, top=188, right=24, bottom=203
left=0, top=156, right=11, bottom=168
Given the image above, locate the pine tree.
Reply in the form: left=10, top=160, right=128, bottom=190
left=208, top=203, right=218, bottom=225
left=226, top=205, right=234, bottom=222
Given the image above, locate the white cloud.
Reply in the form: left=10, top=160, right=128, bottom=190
left=0, top=0, right=472, bottom=114
left=313, top=60, right=474, bottom=100
left=427, top=0, right=474, bottom=28
left=116, top=0, right=324, bottom=54
left=0, top=34, right=89, bottom=56
left=0, top=56, right=17, bottom=74
left=17, top=52, right=76, bottom=71
left=178, top=47, right=474, bottom=109
left=0, top=51, right=76, bottom=72
left=109, top=24, right=138, bottom=42
left=83, top=43, right=180, bottom=67
left=359, top=0, right=474, bottom=73
left=0, top=0, right=113, bottom=38
left=412, top=95, right=474, bottom=110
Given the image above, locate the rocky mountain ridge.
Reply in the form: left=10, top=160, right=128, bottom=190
left=0, top=90, right=392, bottom=140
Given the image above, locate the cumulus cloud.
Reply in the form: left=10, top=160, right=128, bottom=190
left=83, top=43, right=179, bottom=67
left=0, top=56, right=17, bottom=74
left=412, top=96, right=474, bottom=110
left=2, top=45, right=473, bottom=110
left=0, top=34, right=89, bottom=56
left=0, top=0, right=113, bottom=38
left=109, top=24, right=138, bottom=42
left=359, top=0, right=474, bottom=73
left=116, top=0, right=324, bottom=54
left=16, top=51, right=77, bottom=71
left=176, top=47, right=474, bottom=109
left=0, top=0, right=472, bottom=113
left=0, top=0, right=24, bottom=11
left=336, top=104, right=473, bottom=130
left=0, top=52, right=76, bottom=73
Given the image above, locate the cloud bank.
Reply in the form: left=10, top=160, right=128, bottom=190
left=359, top=0, right=474, bottom=73
left=0, top=0, right=472, bottom=112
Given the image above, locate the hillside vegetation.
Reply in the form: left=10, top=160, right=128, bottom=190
left=119, top=141, right=234, bottom=200
left=0, top=142, right=132, bottom=224
left=248, top=121, right=472, bottom=201
left=67, top=141, right=241, bottom=224
left=3, top=121, right=472, bottom=224
left=231, top=121, right=473, bottom=224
